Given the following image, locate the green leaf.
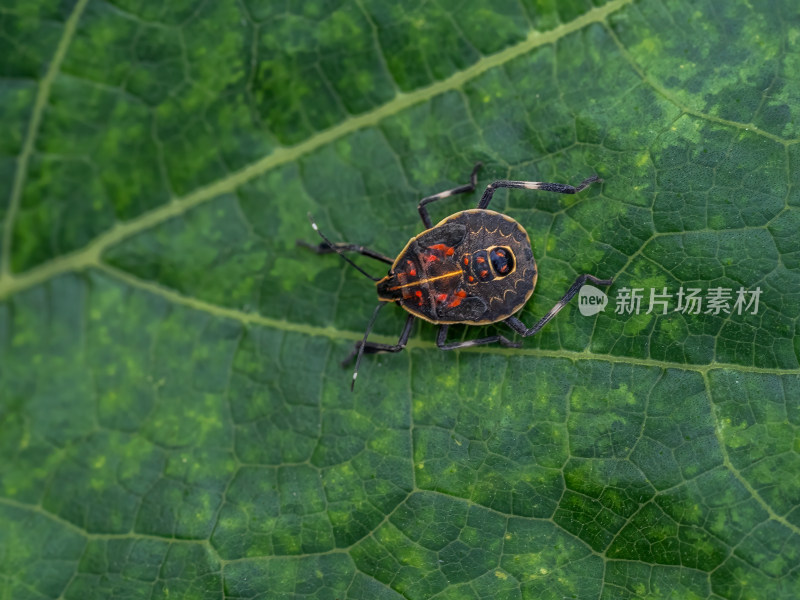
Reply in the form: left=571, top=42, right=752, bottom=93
left=2, top=0, right=799, bottom=598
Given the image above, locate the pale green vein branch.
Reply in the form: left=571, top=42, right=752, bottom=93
left=701, top=372, right=800, bottom=537
left=0, top=0, right=633, bottom=301
left=0, top=497, right=224, bottom=548
left=604, top=23, right=799, bottom=147
left=1, top=0, right=91, bottom=278
left=97, top=263, right=800, bottom=378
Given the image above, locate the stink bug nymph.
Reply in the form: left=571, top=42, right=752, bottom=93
left=301, top=164, right=613, bottom=388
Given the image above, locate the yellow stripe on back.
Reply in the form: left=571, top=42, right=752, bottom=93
left=388, top=270, right=462, bottom=291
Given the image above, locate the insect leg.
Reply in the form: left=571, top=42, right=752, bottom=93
left=504, top=274, right=614, bottom=337
left=478, top=175, right=601, bottom=210
left=347, top=304, right=412, bottom=390
left=343, top=313, right=416, bottom=364
left=296, top=240, right=393, bottom=265
left=418, top=162, right=482, bottom=229
left=435, top=324, right=521, bottom=350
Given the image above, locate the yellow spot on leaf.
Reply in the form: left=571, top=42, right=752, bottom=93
left=640, top=38, right=657, bottom=52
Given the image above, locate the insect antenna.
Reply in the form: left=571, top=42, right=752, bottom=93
left=351, top=301, right=386, bottom=391
left=307, top=213, right=380, bottom=281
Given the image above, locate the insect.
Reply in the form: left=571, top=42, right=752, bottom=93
left=301, top=164, right=613, bottom=388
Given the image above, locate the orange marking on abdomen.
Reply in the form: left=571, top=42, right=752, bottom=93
left=430, top=243, right=455, bottom=257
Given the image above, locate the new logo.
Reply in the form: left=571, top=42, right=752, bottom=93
left=578, top=285, right=608, bottom=316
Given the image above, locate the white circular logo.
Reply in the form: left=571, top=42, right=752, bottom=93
left=578, top=285, right=608, bottom=316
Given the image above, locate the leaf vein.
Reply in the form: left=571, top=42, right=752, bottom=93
left=95, top=262, right=800, bottom=378
left=1, top=0, right=91, bottom=278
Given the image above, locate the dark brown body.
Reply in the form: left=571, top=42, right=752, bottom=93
left=376, top=209, right=537, bottom=324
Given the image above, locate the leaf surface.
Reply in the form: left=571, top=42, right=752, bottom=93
left=1, top=0, right=799, bottom=598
